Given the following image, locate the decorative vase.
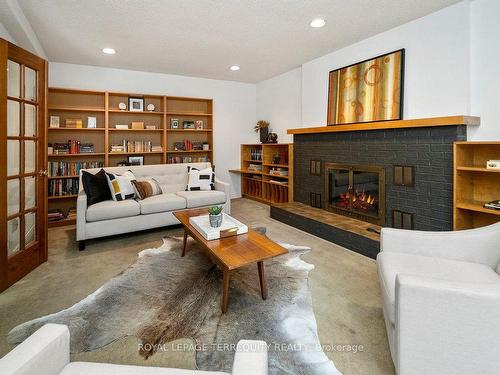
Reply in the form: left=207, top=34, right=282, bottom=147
left=209, top=213, right=223, bottom=228
left=267, top=132, right=278, bottom=143
left=259, top=127, right=269, bottom=143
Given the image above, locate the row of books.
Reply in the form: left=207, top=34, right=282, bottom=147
left=48, top=178, right=79, bottom=197
left=48, top=141, right=94, bottom=154
left=167, top=155, right=210, bottom=164
left=48, top=208, right=76, bottom=222
left=110, top=140, right=161, bottom=153
left=250, top=148, right=263, bottom=161
left=173, top=140, right=205, bottom=151
left=48, top=161, right=104, bottom=177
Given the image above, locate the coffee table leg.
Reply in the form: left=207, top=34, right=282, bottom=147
left=182, top=229, right=188, bottom=257
left=257, top=261, right=267, bottom=300
left=222, top=270, right=230, bottom=314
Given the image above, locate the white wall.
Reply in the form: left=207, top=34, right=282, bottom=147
left=469, top=0, right=500, bottom=140
left=256, top=68, right=302, bottom=143
left=49, top=63, right=257, bottom=198
left=0, top=21, right=15, bottom=43
left=301, top=1, right=471, bottom=127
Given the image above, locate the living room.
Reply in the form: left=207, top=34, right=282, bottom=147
left=1, top=1, right=499, bottom=374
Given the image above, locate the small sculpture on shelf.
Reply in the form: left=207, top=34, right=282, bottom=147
left=267, top=132, right=278, bottom=143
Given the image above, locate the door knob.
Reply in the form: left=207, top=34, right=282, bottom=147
left=38, top=170, right=48, bottom=176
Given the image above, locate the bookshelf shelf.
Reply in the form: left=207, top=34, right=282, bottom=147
left=48, top=127, right=105, bottom=131
left=48, top=195, right=78, bottom=200
left=47, top=87, right=214, bottom=227
left=48, top=106, right=105, bottom=112
left=230, top=144, right=293, bottom=204
left=454, top=142, right=500, bottom=230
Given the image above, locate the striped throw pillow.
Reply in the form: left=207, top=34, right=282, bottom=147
left=132, top=179, right=162, bottom=200
left=106, top=170, right=136, bottom=201
left=186, top=166, right=215, bottom=191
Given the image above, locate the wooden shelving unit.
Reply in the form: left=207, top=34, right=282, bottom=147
left=454, top=142, right=500, bottom=230
left=47, top=88, right=214, bottom=227
left=230, top=144, right=293, bottom=204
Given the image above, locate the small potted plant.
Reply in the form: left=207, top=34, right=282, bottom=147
left=208, top=205, right=223, bottom=228
left=254, top=120, right=270, bottom=144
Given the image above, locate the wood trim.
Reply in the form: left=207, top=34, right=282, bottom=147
left=287, top=116, right=480, bottom=135
left=0, top=40, right=8, bottom=291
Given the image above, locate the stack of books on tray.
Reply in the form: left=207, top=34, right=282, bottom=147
left=48, top=209, right=64, bottom=222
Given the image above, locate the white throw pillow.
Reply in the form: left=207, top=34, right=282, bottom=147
left=106, top=170, right=136, bottom=201
left=186, top=166, right=214, bottom=191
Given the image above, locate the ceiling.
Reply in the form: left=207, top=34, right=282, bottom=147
left=10, top=0, right=460, bottom=83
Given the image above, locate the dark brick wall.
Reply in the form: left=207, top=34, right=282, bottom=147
left=293, top=125, right=467, bottom=231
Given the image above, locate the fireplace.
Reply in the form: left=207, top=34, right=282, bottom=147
left=325, top=163, right=386, bottom=225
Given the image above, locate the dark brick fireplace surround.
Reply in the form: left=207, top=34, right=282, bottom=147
left=271, top=122, right=469, bottom=258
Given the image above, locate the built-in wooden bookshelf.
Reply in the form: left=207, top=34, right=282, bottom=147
left=230, top=144, right=293, bottom=204
left=47, top=88, right=214, bottom=227
left=454, top=142, right=500, bottom=230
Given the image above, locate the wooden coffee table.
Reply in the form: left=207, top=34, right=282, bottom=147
left=173, top=208, right=288, bottom=313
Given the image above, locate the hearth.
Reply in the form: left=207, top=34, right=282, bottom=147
left=325, top=163, right=386, bottom=225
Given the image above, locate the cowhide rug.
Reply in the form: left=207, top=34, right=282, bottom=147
left=8, top=234, right=341, bottom=375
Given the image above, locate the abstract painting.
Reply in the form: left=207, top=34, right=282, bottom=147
left=327, top=49, right=404, bottom=125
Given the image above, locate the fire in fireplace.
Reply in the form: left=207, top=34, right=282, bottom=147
left=325, top=163, right=386, bottom=225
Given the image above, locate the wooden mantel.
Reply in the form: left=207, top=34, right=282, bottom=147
left=287, top=115, right=480, bottom=135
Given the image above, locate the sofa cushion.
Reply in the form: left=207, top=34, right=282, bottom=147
left=186, top=166, right=215, bottom=191
left=86, top=200, right=140, bottom=222
left=132, top=178, right=163, bottom=200
left=176, top=190, right=226, bottom=209
left=60, top=362, right=229, bottom=375
left=106, top=170, right=136, bottom=201
left=139, top=193, right=187, bottom=215
left=377, top=251, right=500, bottom=325
left=81, top=169, right=112, bottom=206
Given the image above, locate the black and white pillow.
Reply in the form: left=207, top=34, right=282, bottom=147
left=186, top=166, right=215, bottom=191
left=106, top=170, right=136, bottom=201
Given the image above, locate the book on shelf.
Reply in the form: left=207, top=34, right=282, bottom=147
left=110, top=140, right=157, bottom=153
left=173, top=140, right=204, bottom=151
left=48, top=161, right=104, bottom=177
left=48, top=209, right=65, bottom=222
left=269, top=179, right=288, bottom=185
left=248, top=164, right=262, bottom=171
left=65, top=119, right=83, bottom=128
left=250, top=148, right=262, bottom=161
left=49, top=140, right=94, bottom=154
left=167, top=155, right=210, bottom=164
left=48, top=178, right=79, bottom=197
left=269, top=168, right=288, bottom=176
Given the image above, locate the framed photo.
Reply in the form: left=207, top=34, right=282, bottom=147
left=327, top=48, right=404, bottom=125
left=128, top=97, right=144, bottom=112
left=49, top=116, right=60, bottom=128
left=87, top=116, right=97, bottom=128
left=127, top=155, right=144, bottom=166
left=195, top=120, right=204, bottom=129
left=183, top=120, right=195, bottom=129
left=170, top=118, right=179, bottom=129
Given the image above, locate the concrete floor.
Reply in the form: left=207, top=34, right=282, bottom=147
left=0, top=198, right=395, bottom=375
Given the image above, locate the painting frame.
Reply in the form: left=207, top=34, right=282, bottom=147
left=127, top=155, right=144, bottom=166
left=327, top=48, right=405, bottom=126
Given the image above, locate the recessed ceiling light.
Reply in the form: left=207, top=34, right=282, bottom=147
left=230, top=65, right=240, bottom=71
left=102, top=48, right=116, bottom=55
left=310, top=19, right=326, bottom=28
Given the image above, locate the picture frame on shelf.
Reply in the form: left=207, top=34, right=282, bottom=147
left=195, top=120, right=204, bottom=129
left=127, top=155, right=144, bottom=166
left=87, top=116, right=97, bottom=128
left=183, top=120, right=195, bottom=129
left=129, top=97, right=144, bottom=112
left=49, top=116, right=60, bottom=128
left=170, top=118, right=179, bottom=129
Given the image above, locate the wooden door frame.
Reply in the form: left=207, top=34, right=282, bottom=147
left=0, top=38, right=48, bottom=292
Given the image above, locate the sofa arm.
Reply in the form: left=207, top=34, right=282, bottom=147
left=0, top=324, right=70, bottom=375
left=215, top=178, right=231, bottom=214
left=380, top=222, right=500, bottom=268
left=76, top=190, right=87, bottom=241
left=396, top=275, right=500, bottom=375
left=232, top=340, right=268, bottom=375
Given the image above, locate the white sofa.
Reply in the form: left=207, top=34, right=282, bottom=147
left=0, top=324, right=268, bottom=375
left=377, top=222, right=500, bottom=375
left=77, top=163, right=230, bottom=250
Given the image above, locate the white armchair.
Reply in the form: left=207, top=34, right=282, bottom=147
left=377, top=222, right=500, bottom=375
left=0, top=324, right=268, bottom=375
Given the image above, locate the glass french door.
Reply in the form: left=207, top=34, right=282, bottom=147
left=1, top=39, right=47, bottom=292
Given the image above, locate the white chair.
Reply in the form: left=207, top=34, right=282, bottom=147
left=377, top=221, right=500, bottom=375
left=0, top=324, right=268, bottom=375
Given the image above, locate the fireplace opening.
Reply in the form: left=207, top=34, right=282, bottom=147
left=325, top=163, right=386, bottom=225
